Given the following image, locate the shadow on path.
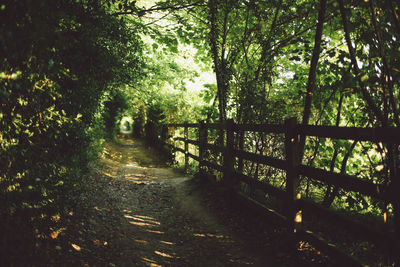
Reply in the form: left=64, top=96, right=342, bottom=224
left=48, top=135, right=285, bottom=266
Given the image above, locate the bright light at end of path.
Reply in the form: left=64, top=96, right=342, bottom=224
left=295, top=210, right=302, bottom=223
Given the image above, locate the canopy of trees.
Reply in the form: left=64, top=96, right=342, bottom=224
left=1, top=0, right=399, bottom=264
left=124, top=0, right=400, bottom=216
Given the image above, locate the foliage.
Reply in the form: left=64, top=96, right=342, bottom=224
left=113, top=5, right=216, bottom=138
left=103, top=89, right=130, bottom=137
left=127, top=0, right=400, bottom=228
left=0, top=0, right=143, bottom=264
left=1, top=0, right=400, bottom=263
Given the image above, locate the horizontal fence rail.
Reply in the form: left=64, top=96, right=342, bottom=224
left=297, top=165, right=393, bottom=202
left=233, top=123, right=285, bottom=133
left=297, top=125, right=400, bottom=143
left=233, top=149, right=287, bottom=170
left=163, top=119, right=400, bottom=264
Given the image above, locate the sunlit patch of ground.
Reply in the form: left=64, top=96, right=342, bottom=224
left=81, top=136, right=271, bottom=266
left=98, top=135, right=179, bottom=185
left=47, top=135, right=330, bottom=266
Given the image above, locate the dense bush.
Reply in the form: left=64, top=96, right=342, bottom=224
left=0, top=0, right=142, bottom=264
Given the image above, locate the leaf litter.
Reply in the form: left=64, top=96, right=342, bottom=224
left=44, top=136, right=335, bottom=266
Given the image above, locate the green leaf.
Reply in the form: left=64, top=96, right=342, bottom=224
left=360, top=74, right=368, bottom=82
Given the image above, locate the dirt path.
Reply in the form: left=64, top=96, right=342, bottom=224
left=47, top=136, right=334, bottom=267
left=47, top=136, right=277, bottom=266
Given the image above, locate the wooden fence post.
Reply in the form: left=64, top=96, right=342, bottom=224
left=238, top=131, right=244, bottom=174
left=392, top=165, right=400, bottom=254
left=199, top=120, right=207, bottom=174
left=385, top=144, right=400, bottom=257
left=284, top=117, right=302, bottom=235
left=224, top=119, right=235, bottom=187
left=160, top=124, right=167, bottom=148
left=169, top=125, right=175, bottom=162
left=184, top=124, right=189, bottom=173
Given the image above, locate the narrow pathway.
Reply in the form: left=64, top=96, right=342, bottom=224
left=46, top=136, right=265, bottom=266
left=49, top=135, right=330, bottom=266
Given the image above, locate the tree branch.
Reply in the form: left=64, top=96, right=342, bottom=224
left=298, top=0, right=327, bottom=163
left=369, top=1, right=400, bottom=126
left=110, top=1, right=206, bottom=16
left=337, top=0, right=386, bottom=126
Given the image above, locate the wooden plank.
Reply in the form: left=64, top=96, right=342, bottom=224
left=236, top=191, right=287, bottom=221
left=184, top=126, right=189, bottom=172
left=298, top=165, right=391, bottom=202
left=187, top=152, right=200, bottom=162
left=174, top=147, right=186, bottom=154
left=185, top=123, right=200, bottom=128
left=297, top=125, right=400, bottom=143
left=285, top=117, right=302, bottom=233
left=299, top=198, right=398, bottom=252
left=224, top=119, right=235, bottom=184
left=205, top=123, right=225, bottom=130
left=202, top=160, right=224, bottom=172
left=167, top=123, right=185, bottom=128
left=237, top=131, right=244, bottom=173
left=234, top=171, right=286, bottom=200
left=233, top=123, right=285, bottom=134
left=233, top=149, right=286, bottom=170
left=186, top=139, right=199, bottom=146
left=167, top=123, right=199, bottom=128
left=389, top=158, right=400, bottom=250
left=168, top=123, right=400, bottom=143
left=297, top=229, right=364, bottom=266
left=199, top=121, right=207, bottom=172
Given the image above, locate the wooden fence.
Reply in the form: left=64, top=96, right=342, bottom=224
left=162, top=118, right=400, bottom=265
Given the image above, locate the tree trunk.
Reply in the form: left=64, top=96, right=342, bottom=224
left=321, top=93, right=343, bottom=206
left=298, top=0, right=327, bottom=163
left=208, top=0, right=228, bottom=124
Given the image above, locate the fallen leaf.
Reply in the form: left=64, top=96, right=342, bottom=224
left=71, top=243, right=81, bottom=251
left=51, top=214, right=61, bottom=222
left=50, top=231, right=58, bottom=239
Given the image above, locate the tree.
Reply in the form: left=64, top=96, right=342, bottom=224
left=0, top=0, right=143, bottom=264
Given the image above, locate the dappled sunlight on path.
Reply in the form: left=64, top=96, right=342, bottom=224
left=50, top=135, right=276, bottom=266
left=99, top=136, right=183, bottom=184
